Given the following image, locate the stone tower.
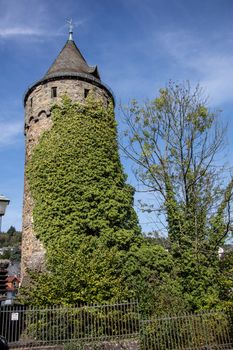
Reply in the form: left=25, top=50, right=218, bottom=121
left=21, top=28, right=114, bottom=278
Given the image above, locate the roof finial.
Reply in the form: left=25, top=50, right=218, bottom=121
left=67, top=19, right=73, bottom=41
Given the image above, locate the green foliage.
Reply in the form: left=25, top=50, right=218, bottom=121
left=0, top=227, right=21, bottom=248
left=0, top=248, right=11, bottom=259
left=122, top=81, right=233, bottom=310
left=219, top=249, right=233, bottom=308
left=7, top=225, right=17, bottom=235
left=122, top=242, right=188, bottom=315
left=0, top=227, right=21, bottom=261
left=22, top=96, right=184, bottom=312
left=141, top=310, right=232, bottom=350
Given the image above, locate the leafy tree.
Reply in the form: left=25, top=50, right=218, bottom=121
left=10, top=247, right=21, bottom=262
left=121, top=82, right=233, bottom=310
left=7, top=226, right=16, bottom=235
left=0, top=248, right=11, bottom=260
left=0, top=229, right=21, bottom=248
left=122, top=241, right=188, bottom=315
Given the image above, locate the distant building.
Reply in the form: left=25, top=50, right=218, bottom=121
left=4, top=275, right=20, bottom=304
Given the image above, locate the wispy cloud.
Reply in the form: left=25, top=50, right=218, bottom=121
left=156, top=30, right=233, bottom=105
left=0, top=1, right=45, bottom=37
left=0, top=121, right=22, bottom=148
left=0, top=27, right=44, bottom=38
left=0, top=1, right=87, bottom=39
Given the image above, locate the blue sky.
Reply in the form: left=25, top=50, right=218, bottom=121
left=1, top=0, right=233, bottom=233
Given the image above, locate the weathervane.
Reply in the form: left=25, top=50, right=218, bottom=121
left=67, top=19, right=73, bottom=40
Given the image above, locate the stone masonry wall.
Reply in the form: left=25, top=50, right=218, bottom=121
left=21, top=78, right=111, bottom=279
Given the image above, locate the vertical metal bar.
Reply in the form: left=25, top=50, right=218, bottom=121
left=62, top=305, right=64, bottom=344
left=102, top=304, right=105, bottom=340
left=202, top=311, right=210, bottom=348
left=33, top=305, right=36, bottom=345
left=163, top=315, right=168, bottom=350
left=223, top=311, right=231, bottom=346
left=86, top=304, right=89, bottom=342
left=164, top=316, right=170, bottom=350
left=159, top=316, right=164, bottom=350
left=214, top=311, right=222, bottom=346
left=67, top=305, right=69, bottom=343
left=10, top=306, right=14, bottom=343
left=191, top=314, right=198, bottom=350
left=176, top=314, right=182, bottom=350
left=225, top=310, right=232, bottom=346
left=172, top=316, right=179, bottom=350
left=167, top=313, right=174, bottom=350
left=183, top=312, right=190, bottom=349
left=19, top=305, right=22, bottom=345
left=116, top=302, right=119, bottom=339
left=192, top=313, right=199, bottom=350
left=106, top=303, right=110, bottom=338
left=52, top=304, right=54, bottom=344
left=122, top=302, right=126, bottom=337
left=15, top=305, right=18, bottom=344
left=219, top=311, right=227, bottom=346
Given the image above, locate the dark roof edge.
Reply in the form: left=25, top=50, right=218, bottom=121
left=24, top=72, right=115, bottom=106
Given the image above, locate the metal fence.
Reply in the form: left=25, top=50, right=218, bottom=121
left=0, top=302, right=140, bottom=348
left=0, top=302, right=232, bottom=349
left=141, top=311, right=233, bottom=350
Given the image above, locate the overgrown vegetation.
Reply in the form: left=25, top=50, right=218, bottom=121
left=121, top=81, right=233, bottom=310
left=21, top=96, right=185, bottom=313
left=20, top=83, right=232, bottom=312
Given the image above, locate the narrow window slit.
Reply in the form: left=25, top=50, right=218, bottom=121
left=84, top=89, right=90, bottom=98
left=51, top=87, right=57, bottom=98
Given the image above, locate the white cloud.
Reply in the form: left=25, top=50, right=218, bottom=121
left=0, top=121, right=22, bottom=147
left=156, top=30, right=233, bottom=105
left=0, top=1, right=87, bottom=39
left=0, top=27, right=44, bottom=38
left=0, top=1, right=46, bottom=36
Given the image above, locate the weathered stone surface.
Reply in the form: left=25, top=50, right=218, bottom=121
left=21, top=77, right=111, bottom=279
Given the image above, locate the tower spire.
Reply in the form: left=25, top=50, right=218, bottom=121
left=67, top=19, right=73, bottom=41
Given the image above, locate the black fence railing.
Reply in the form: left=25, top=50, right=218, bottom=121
left=0, top=302, right=232, bottom=349
left=141, top=311, right=233, bottom=350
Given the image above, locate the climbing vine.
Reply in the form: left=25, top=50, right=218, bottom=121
left=24, top=96, right=140, bottom=303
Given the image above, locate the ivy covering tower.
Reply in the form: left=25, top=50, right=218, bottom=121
left=23, top=96, right=148, bottom=303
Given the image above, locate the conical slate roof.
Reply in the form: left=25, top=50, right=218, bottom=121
left=44, top=39, right=100, bottom=80
left=24, top=35, right=114, bottom=107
